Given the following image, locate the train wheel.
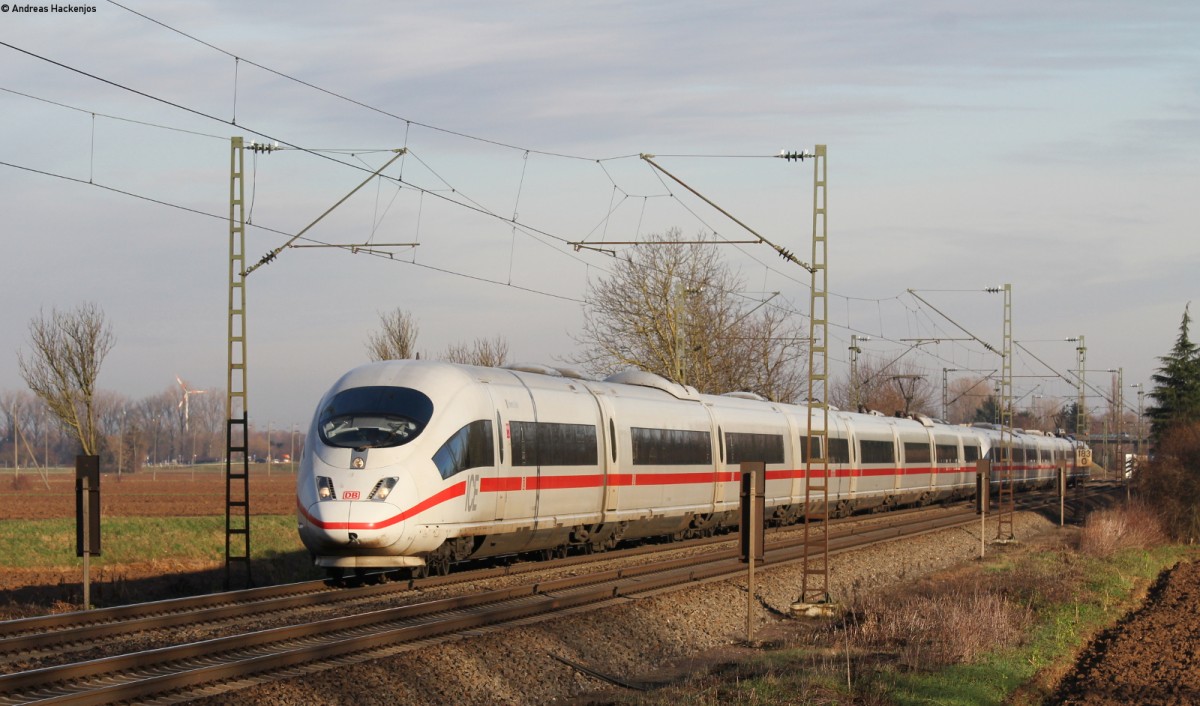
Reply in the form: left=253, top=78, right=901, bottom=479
left=429, top=555, right=451, bottom=576
left=426, top=544, right=453, bottom=576
left=324, top=567, right=346, bottom=586
left=538, top=545, right=569, bottom=561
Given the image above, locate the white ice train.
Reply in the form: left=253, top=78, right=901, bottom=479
left=296, top=360, right=1086, bottom=577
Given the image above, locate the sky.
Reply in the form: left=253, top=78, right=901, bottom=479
left=1, top=0, right=1197, bottom=431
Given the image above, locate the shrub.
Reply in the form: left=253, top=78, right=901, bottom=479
left=839, top=578, right=1032, bottom=669
left=1078, top=501, right=1169, bottom=557
left=1134, top=422, right=1200, bottom=543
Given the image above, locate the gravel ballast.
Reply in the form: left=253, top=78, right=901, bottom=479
left=196, top=511, right=1060, bottom=705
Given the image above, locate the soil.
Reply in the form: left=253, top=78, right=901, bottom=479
left=0, top=469, right=302, bottom=619
left=4, top=475, right=1198, bottom=704
left=1049, top=558, right=1200, bottom=706
left=3, top=467, right=298, bottom=519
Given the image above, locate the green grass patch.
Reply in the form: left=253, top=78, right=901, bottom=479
left=0, top=515, right=306, bottom=568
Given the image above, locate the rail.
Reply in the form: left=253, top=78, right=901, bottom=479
left=0, top=485, right=1119, bottom=704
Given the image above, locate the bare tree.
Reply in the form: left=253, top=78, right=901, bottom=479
left=95, top=391, right=144, bottom=475
left=571, top=230, right=807, bottom=401
left=736, top=302, right=808, bottom=403
left=441, top=336, right=510, bottom=367
left=832, top=354, right=935, bottom=417
left=2, top=390, right=36, bottom=471
left=139, top=387, right=181, bottom=465
left=18, top=303, right=115, bottom=456
left=1025, top=395, right=1062, bottom=433
left=190, top=389, right=226, bottom=461
left=945, top=375, right=993, bottom=424
left=366, top=308, right=420, bottom=361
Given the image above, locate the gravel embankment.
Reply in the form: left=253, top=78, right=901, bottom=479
left=195, top=511, right=1059, bottom=705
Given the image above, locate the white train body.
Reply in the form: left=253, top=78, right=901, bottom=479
left=296, top=360, right=1083, bottom=570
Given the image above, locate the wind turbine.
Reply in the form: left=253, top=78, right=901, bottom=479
left=177, top=376, right=206, bottom=433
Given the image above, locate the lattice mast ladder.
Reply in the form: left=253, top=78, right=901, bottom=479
left=995, top=284, right=1015, bottom=541
left=800, top=145, right=830, bottom=604
left=226, top=137, right=252, bottom=589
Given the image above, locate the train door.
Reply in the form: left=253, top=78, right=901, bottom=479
left=841, top=418, right=859, bottom=497
left=706, top=404, right=726, bottom=510
left=485, top=376, right=540, bottom=523
left=827, top=414, right=849, bottom=501
left=787, top=408, right=809, bottom=508
left=584, top=386, right=622, bottom=518
left=890, top=426, right=903, bottom=495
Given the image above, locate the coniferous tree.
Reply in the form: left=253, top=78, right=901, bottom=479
left=1147, top=304, right=1200, bottom=444
left=974, top=395, right=1000, bottom=424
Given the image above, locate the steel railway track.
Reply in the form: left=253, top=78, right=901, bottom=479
left=0, top=500, right=968, bottom=658
left=0, top=485, right=1118, bottom=705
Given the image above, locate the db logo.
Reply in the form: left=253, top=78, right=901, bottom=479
left=342, top=490, right=361, bottom=500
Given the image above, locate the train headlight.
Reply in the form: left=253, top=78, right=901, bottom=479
left=317, top=476, right=335, bottom=501
left=369, top=477, right=399, bottom=501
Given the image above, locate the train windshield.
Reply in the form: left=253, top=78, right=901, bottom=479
left=318, top=386, right=435, bottom=450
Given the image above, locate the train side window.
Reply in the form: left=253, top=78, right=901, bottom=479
left=631, top=427, right=712, bottom=465
left=827, top=437, right=850, bottom=464
left=800, top=435, right=823, bottom=463
left=860, top=439, right=895, bottom=464
left=935, top=443, right=959, bottom=464
left=432, top=420, right=495, bottom=480
left=610, top=419, right=617, bottom=463
left=903, top=441, right=931, bottom=465
left=964, top=444, right=980, bottom=463
left=726, top=432, right=784, bottom=464
left=511, top=421, right=598, bottom=467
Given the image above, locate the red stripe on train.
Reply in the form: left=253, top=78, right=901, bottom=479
left=300, top=463, right=1048, bottom=527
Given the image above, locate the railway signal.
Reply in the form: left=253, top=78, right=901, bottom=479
left=75, top=455, right=100, bottom=609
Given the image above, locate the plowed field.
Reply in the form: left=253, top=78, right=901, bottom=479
left=1, top=468, right=306, bottom=618
left=1052, top=558, right=1200, bottom=705
left=3, top=467, right=297, bottom=519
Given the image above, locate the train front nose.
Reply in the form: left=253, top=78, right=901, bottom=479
left=298, top=482, right=422, bottom=569
left=300, top=500, right=405, bottom=547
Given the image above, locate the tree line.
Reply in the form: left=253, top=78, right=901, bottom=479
left=9, top=231, right=1180, bottom=488
left=4, top=304, right=288, bottom=474
left=1136, top=303, right=1200, bottom=542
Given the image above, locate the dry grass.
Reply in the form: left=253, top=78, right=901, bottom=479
left=826, top=549, right=1088, bottom=672
left=837, top=580, right=1033, bottom=669
left=1077, top=501, right=1169, bottom=558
